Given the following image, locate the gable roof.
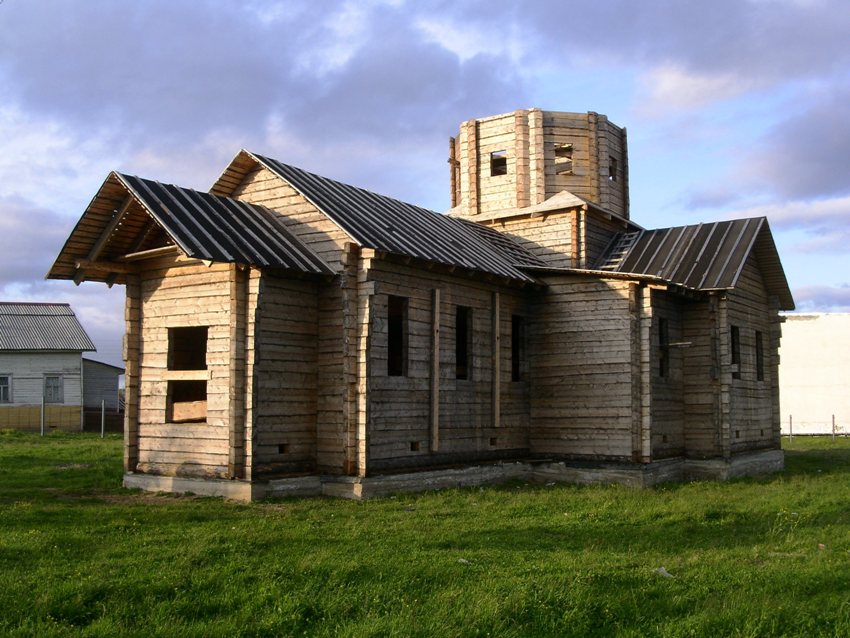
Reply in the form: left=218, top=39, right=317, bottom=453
left=48, top=172, right=332, bottom=283
left=599, top=217, right=794, bottom=309
left=0, top=303, right=96, bottom=352
left=213, top=150, right=546, bottom=283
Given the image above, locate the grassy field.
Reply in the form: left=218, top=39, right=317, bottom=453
left=1, top=432, right=849, bottom=637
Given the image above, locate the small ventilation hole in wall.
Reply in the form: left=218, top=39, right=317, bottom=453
left=278, top=443, right=289, bottom=454
left=760, top=429, right=764, bottom=437
left=735, top=431, right=741, bottom=439
left=410, top=441, right=420, bottom=452
left=662, top=434, right=668, bottom=443
left=489, top=437, right=497, bottom=447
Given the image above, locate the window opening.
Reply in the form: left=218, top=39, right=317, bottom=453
left=511, top=315, right=525, bottom=382
left=387, top=295, right=408, bottom=376
left=658, top=317, right=669, bottom=378
left=0, top=375, right=10, bottom=403
left=44, top=375, right=63, bottom=403
left=755, top=330, right=764, bottom=381
left=456, top=306, right=472, bottom=380
left=167, top=326, right=208, bottom=423
left=609, top=156, right=618, bottom=182
left=730, top=325, right=741, bottom=379
left=490, top=150, right=507, bottom=176
left=554, top=143, right=574, bottom=175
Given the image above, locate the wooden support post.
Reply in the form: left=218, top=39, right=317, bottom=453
left=228, top=264, right=248, bottom=479
left=123, top=274, right=141, bottom=473
left=492, top=291, right=501, bottom=429
left=430, top=288, right=441, bottom=452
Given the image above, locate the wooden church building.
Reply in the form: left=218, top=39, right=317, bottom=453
left=49, top=109, right=794, bottom=500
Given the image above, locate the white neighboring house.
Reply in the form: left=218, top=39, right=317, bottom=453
left=0, top=302, right=121, bottom=431
left=779, top=313, right=850, bottom=435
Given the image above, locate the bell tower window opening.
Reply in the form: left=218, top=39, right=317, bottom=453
left=609, top=156, right=619, bottom=182
left=490, top=150, right=507, bottom=176
left=167, top=326, right=208, bottom=423
left=554, top=143, right=574, bottom=175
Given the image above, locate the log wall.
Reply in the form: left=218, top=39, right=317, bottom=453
left=364, top=258, right=529, bottom=471
left=723, top=257, right=778, bottom=453
left=649, top=290, right=685, bottom=459
left=529, top=276, right=635, bottom=460
left=481, top=212, right=573, bottom=268
left=681, top=296, right=721, bottom=458
left=134, top=253, right=255, bottom=479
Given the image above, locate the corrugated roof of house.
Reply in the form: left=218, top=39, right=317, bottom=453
left=47, top=173, right=333, bottom=283
left=599, top=217, right=795, bottom=309
left=0, top=302, right=96, bottom=351
left=243, top=152, right=546, bottom=283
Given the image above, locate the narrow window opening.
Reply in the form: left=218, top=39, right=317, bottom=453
left=456, top=306, right=472, bottom=380
left=44, top=375, right=63, bottom=403
left=736, top=430, right=741, bottom=439
left=730, top=325, right=741, bottom=379
left=511, top=315, right=525, bottom=382
left=608, top=156, right=618, bottom=182
left=278, top=443, right=289, bottom=454
left=409, top=441, right=420, bottom=452
left=489, top=437, right=497, bottom=447
left=755, top=330, right=764, bottom=381
left=387, top=295, right=408, bottom=377
left=658, top=317, right=669, bottom=378
left=490, top=150, right=507, bottom=176
left=0, top=375, right=10, bottom=403
left=554, top=143, right=574, bottom=175
left=662, top=434, right=668, bottom=443
left=167, top=326, right=209, bottom=423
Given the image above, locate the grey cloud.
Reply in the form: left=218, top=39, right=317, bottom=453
left=793, top=284, right=850, bottom=312
left=0, top=197, right=72, bottom=285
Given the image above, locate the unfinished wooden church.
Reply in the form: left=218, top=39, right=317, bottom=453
left=49, top=109, right=794, bottom=500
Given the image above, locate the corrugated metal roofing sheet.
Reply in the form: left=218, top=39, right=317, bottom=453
left=251, top=154, right=541, bottom=283
left=0, top=303, right=96, bottom=351
left=600, top=217, right=794, bottom=309
left=116, top=174, right=332, bottom=275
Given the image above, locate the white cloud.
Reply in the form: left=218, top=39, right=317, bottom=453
left=636, top=65, right=758, bottom=115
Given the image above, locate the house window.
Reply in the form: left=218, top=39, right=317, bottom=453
left=44, top=375, right=63, bottom=403
left=456, top=306, right=472, bottom=380
left=755, top=331, right=764, bottom=382
left=658, top=317, right=669, bottom=378
left=167, top=326, right=208, bottom=423
left=0, top=375, right=10, bottom=403
left=387, top=295, right=408, bottom=377
left=554, top=143, right=573, bottom=175
left=730, top=325, right=741, bottom=379
left=609, top=156, right=618, bottom=182
left=490, top=150, right=507, bottom=176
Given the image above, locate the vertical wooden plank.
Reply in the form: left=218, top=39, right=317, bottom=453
left=514, top=110, right=530, bottom=209
left=466, top=120, right=479, bottom=216
left=528, top=109, right=545, bottom=205
left=123, top=274, right=141, bottom=473
left=228, top=264, right=247, bottom=479
left=430, top=288, right=441, bottom=452
left=587, top=111, right=600, bottom=205
left=449, top=138, right=458, bottom=209
left=492, top=291, right=501, bottom=429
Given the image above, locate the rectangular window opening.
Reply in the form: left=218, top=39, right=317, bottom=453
left=658, top=317, right=669, bottom=378
left=167, top=380, right=207, bottom=423
left=387, top=295, right=408, bottom=377
left=168, top=326, right=208, bottom=370
left=730, top=325, right=741, bottom=379
left=44, top=375, right=63, bottom=404
left=511, top=315, right=525, bottom=382
left=554, top=143, right=574, bottom=175
left=0, top=375, right=10, bottom=403
left=456, top=306, right=472, bottom=380
left=489, top=436, right=498, bottom=447
left=609, top=156, right=618, bottom=182
left=490, top=150, right=507, bottom=176
left=409, top=441, right=420, bottom=452
left=278, top=443, right=289, bottom=455
left=755, top=330, right=765, bottom=381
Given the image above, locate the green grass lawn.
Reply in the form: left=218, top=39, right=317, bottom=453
left=1, top=431, right=849, bottom=637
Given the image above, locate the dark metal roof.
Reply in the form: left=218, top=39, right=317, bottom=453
left=600, top=217, right=794, bottom=309
left=116, top=174, right=332, bottom=274
left=250, top=153, right=541, bottom=283
left=0, top=303, right=96, bottom=351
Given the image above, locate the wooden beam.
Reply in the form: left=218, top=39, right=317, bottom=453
left=121, top=245, right=181, bottom=262
left=430, top=288, right=441, bottom=452
left=74, top=194, right=134, bottom=284
left=74, top=259, right=136, bottom=274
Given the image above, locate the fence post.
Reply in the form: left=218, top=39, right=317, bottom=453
left=789, top=414, right=793, bottom=441
left=833, top=414, right=836, bottom=441
left=101, top=400, right=105, bottom=439
left=40, top=394, right=45, bottom=437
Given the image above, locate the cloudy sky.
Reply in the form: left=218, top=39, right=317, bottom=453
left=1, top=0, right=849, bottom=367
